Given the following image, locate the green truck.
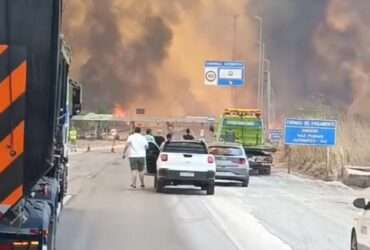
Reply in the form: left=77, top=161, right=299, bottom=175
left=216, top=108, right=274, bottom=175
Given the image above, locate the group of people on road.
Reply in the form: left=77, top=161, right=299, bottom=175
left=122, top=127, right=197, bottom=189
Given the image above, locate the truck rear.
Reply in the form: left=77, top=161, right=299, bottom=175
left=0, top=0, right=81, bottom=248
left=216, top=108, right=274, bottom=175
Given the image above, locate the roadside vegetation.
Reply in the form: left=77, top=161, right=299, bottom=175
left=279, top=102, right=370, bottom=181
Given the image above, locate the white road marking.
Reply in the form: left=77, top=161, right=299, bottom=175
left=203, top=195, right=292, bottom=250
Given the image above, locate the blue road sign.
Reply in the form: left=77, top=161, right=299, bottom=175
left=284, top=118, right=337, bottom=147
left=269, top=129, right=282, bottom=143
left=204, top=61, right=246, bottom=87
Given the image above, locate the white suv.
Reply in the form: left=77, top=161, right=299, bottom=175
left=351, top=198, right=370, bottom=250
left=155, top=140, right=216, bottom=195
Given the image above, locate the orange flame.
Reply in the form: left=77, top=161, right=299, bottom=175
left=113, top=104, right=126, bottom=118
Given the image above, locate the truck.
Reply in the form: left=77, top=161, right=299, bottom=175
left=0, top=0, right=81, bottom=249
left=215, top=108, right=274, bottom=175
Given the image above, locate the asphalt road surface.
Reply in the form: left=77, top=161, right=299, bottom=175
left=57, top=149, right=364, bottom=250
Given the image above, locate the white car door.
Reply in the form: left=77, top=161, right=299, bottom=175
left=358, top=208, right=370, bottom=248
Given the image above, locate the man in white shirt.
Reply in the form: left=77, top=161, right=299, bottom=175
left=123, top=127, right=148, bottom=188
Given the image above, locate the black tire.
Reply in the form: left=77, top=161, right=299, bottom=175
left=265, top=168, right=271, bottom=175
left=47, top=221, right=56, bottom=250
left=242, top=178, right=249, bottom=187
left=207, top=182, right=215, bottom=195
left=154, top=175, right=157, bottom=189
left=155, top=179, right=164, bottom=193
left=351, top=230, right=358, bottom=250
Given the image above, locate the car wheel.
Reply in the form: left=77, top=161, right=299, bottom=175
left=265, top=168, right=271, bottom=175
left=242, top=178, right=249, bottom=187
left=351, top=230, right=358, bottom=250
left=154, top=175, right=157, bottom=188
left=207, top=181, right=215, bottom=195
left=156, top=179, right=164, bottom=193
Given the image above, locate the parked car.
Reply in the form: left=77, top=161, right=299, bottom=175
left=245, top=149, right=273, bottom=175
left=208, top=142, right=249, bottom=187
left=155, top=140, right=216, bottom=195
left=351, top=198, right=370, bottom=250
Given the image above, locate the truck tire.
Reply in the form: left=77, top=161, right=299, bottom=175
left=351, top=230, right=358, bottom=250
left=207, top=182, right=215, bottom=195
left=265, top=168, right=271, bottom=175
left=47, top=221, right=56, bottom=250
left=156, top=179, right=164, bottom=193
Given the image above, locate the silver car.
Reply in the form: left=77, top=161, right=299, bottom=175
left=208, top=143, right=250, bottom=187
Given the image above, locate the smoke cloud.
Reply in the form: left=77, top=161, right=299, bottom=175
left=314, top=0, right=370, bottom=118
left=63, top=0, right=257, bottom=116
left=249, top=0, right=370, bottom=118
left=63, top=0, right=370, bottom=119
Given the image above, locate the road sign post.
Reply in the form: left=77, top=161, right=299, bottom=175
left=269, top=129, right=282, bottom=144
left=284, top=118, right=337, bottom=175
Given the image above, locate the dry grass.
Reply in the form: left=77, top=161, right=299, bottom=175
left=280, top=119, right=370, bottom=180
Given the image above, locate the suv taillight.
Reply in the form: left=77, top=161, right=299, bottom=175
left=160, top=154, right=168, bottom=162
left=239, top=158, right=246, bottom=164
left=208, top=155, right=214, bottom=164
left=0, top=243, right=12, bottom=250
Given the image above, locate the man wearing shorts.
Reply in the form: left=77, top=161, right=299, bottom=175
left=123, top=127, right=148, bottom=188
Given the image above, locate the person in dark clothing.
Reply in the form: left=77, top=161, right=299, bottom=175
left=166, top=133, right=173, bottom=142
left=183, top=128, right=194, bottom=140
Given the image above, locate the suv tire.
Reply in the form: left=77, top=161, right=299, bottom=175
left=351, top=230, right=358, bottom=250
left=156, top=179, right=164, bottom=193
left=207, top=181, right=215, bottom=195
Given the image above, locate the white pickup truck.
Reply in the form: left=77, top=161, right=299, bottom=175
left=155, top=140, right=216, bottom=195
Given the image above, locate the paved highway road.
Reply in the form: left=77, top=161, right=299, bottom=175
left=57, top=150, right=363, bottom=250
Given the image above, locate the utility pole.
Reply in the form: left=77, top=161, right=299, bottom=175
left=264, top=58, right=271, bottom=131
left=232, top=15, right=239, bottom=60
left=254, top=16, right=263, bottom=110
left=261, top=43, right=265, bottom=112
left=231, top=14, right=239, bottom=107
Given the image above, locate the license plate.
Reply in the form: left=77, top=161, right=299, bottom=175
left=219, top=165, right=239, bottom=168
left=217, top=172, right=234, bottom=176
left=217, top=160, right=231, bottom=165
left=180, top=172, right=195, bottom=177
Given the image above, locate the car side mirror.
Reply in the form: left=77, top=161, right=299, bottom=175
left=353, top=198, right=366, bottom=209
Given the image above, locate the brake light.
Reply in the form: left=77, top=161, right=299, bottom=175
left=0, top=241, right=39, bottom=250
left=160, top=154, right=168, bottom=162
left=0, top=243, right=12, bottom=250
left=239, top=158, right=246, bottom=164
left=208, top=155, right=214, bottom=164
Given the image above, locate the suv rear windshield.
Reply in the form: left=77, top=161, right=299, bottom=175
left=209, top=146, right=243, bottom=156
left=163, top=142, right=207, bottom=154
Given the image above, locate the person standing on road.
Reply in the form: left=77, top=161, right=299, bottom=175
left=183, top=128, right=195, bottom=140
left=145, top=128, right=159, bottom=148
left=69, top=127, right=78, bottom=152
left=161, top=133, right=172, bottom=147
left=122, top=127, right=148, bottom=189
